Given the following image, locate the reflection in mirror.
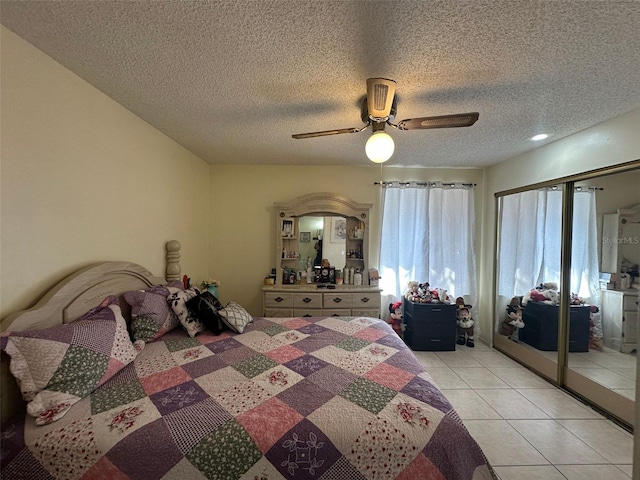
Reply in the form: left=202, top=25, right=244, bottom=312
left=568, top=170, right=639, bottom=405
left=495, top=187, right=563, bottom=369
left=298, top=215, right=346, bottom=269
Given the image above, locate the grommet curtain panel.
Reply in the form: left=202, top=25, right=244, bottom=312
left=379, top=184, right=477, bottom=318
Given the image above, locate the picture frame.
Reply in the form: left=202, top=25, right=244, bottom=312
left=300, top=231, right=311, bottom=242
left=281, top=218, right=294, bottom=238
left=330, top=217, right=347, bottom=243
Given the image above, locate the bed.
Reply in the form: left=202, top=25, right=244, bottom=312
left=0, top=246, right=495, bottom=480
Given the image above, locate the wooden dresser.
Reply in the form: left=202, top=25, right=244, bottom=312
left=601, top=289, right=639, bottom=353
left=262, top=285, right=381, bottom=318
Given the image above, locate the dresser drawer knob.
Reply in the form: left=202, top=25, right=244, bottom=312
left=303, top=297, right=312, bottom=303
left=332, top=298, right=343, bottom=303
left=274, top=297, right=284, bottom=303
left=360, top=297, right=370, bottom=303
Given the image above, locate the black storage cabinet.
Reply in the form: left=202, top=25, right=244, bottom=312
left=519, top=302, right=591, bottom=352
left=403, top=298, right=457, bottom=351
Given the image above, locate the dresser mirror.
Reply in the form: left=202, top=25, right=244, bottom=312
left=493, top=165, right=639, bottom=427
left=297, top=215, right=347, bottom=269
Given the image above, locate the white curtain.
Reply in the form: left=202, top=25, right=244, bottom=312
left=571, top=190, right=600, bottom=303
left=497, top=188, right=599, bottom=303
left=379, top=184, right=477, bottom=316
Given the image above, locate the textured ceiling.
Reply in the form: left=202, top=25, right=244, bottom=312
left=2, top=0, right=640, bottom=168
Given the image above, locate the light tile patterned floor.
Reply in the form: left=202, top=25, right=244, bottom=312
left=412, top=343, right=635, bottom=480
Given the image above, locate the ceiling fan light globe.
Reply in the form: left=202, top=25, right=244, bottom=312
left=365, top=131, right=395, bottom=163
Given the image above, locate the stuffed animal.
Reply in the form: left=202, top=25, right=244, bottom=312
left=455, top=296, right=475, bottom=347
left=501, top=296, right=524, bottom=341
left=388, top=301, right=403, bottom=337
left=588, top=305, right=604, bottom=351
left=431, top=288, right=452, bottom=304
left=522, top=282, right=559, bottom=305
left=417, top=282, right=432, bottom=302
left=405, top=281, right=420, bottom=302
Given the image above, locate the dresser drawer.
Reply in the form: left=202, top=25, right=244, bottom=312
left=623, top=294, right=639, bottom=311
left=323, top=293, right=352, bottom=308
left=294, top=308, right=322, bottom=317
left=352, top=292, right=380, bottom=309
left=352, top=308, right=380, bottom=318
left=293, top=293, right=323, bottom=309
left=265, top=308, right=293, bottom=317
left=264, top=292, right=294, bottom=308
left=323, top=309, right=351, bottom=317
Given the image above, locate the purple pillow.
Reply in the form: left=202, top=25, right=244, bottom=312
left=123, top=281, right=184, bottom=343
left=1, top=296, right=138, bottom=425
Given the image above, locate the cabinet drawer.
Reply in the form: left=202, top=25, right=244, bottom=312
left=322, top=309, right=351, bottom=317
left=623, top=295, right=639, bottom=311
left=264, top=292, right=294, bottom=308
left=352, top=293, right=380, bottom=309
left=352, top=308, right=380, bottom=318
left=293, top=293, right=323, bottom=309
left=294, top=308, right=323, bottom=318
left=265, top=308, right=293, bottom=317
left=323, top=293, right=353, bottom=308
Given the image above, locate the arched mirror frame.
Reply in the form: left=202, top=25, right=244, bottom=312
left=492, top=160, right=640, bottom=428
left=273, top=192, right=372, bottom=286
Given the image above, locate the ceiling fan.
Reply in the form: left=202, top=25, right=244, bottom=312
left=292, top=78, right=479, bottom=163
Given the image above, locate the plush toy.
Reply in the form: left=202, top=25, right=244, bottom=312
left=388, top=301, right=403, bottom=337
left=522, top=282, right=559, bottom=305
left=455, top=296, right=475, bottom=347
left=431, top=288, right=452, bottom=304
left=417, top=282, right=432, bottom=303
left=588, top=305, right=604, bottom=351
left=500, top=296, right=524, bottom=341
left=405, top=281, right=420, bottom=302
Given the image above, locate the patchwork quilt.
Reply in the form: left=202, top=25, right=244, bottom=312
left=1, top=316, right=495, bottom=480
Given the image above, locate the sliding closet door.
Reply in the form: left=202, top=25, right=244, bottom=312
left=564, top=170, right=639, bottom=426
left=493, top=188, right=564, bottom=383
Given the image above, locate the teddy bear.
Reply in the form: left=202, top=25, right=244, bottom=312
left=501, top=296, right=524, bottom=341
left=455, top=296, right=475, bottom=347
left=405, top=281, right=420, bottom=302
left=388, top=301, right=403, bottom=337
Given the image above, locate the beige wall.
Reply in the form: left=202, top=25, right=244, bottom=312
left=0, top=26, right=210, bottom=319
left=208, top=165, right=485, bottom=318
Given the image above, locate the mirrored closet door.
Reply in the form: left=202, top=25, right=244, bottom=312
left=493, top=187, right=564, bottom=383
left=564, top=169, right=639, bottom=425
left=493, top=164, right=639, bottom=428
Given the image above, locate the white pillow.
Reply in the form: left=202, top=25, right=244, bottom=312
left=167, top=288, right=205, bottom=337
left=218, top=302, right=253, bottom=333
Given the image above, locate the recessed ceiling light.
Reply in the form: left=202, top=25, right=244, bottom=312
left=531, top=133, right=549, bottom=141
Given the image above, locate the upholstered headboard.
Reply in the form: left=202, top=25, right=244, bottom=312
left=1, top=241, right=182, bottom=423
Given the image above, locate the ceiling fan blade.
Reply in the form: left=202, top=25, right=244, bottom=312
left=292, top=126, right=364, bottom=139
left=397, top=112, right=479, bottom=131
left=366, top=78, right=397, bottom=119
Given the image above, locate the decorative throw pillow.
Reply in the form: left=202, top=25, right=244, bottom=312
left=218, top=301, right=253, bottom=334
left=186, top=291, right=225, bottom=335
left=167, top=287, right=204, bottom=337
left=124, top=281, right=184, bottom=343
left=0, top=296, right=138, bottom=425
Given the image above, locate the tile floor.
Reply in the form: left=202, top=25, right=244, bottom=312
left=412, top=342, right=635, bottom=480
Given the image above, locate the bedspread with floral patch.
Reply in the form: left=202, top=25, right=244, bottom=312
left=1, top=316, right=496, bottom=480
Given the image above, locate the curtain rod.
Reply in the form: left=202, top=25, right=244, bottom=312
left=373, top=181, right=477, bottom=188
left=543, top=185, right=604, bottom=191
